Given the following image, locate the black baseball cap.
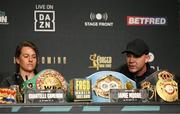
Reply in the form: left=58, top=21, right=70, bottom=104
left=122, top=39, right=149, bottom=57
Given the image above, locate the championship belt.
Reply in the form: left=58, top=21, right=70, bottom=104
left=22, top=69, right=67, bottom=92
left=156, top=70, right=178, bottom=102
left=0, top=88, right=16, bottom=104
left=93, top=75, right=123, bottom=99
left=141, top=81, right=155, bottom=100
left=140, top=70, right=178, bottom=102
left=87, top=71, right=136, bottom=102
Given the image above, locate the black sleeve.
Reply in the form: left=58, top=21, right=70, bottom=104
left=0, top=72, right=23, bottom=88
left=0, top=75, right=11, bottom=88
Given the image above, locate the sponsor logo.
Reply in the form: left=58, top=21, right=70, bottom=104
left=34, top=4, right=55, bottom=32
left=0, top=10, right=9, bottom=25
left=84, top=12, right=113, bottom=27
left=89, top=53, right=112, bottom=70
left=148, top=52, right=154, bottom=63
left=127, top=16, right=167, bottom=26
left=147, top=52, right=160, bottom=71
left=34, top=11, right=55, bottom=32
left=40, top=56, right=67, bottom=64
left=71, top=79, right=91, bottom=101
left=90, top=12, right=108, bottom=21
left=14, top=56, right=67, bottom=65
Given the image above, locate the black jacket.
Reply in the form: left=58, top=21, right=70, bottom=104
left=115, top=63, right=156, bottom=88
left=0, top=72, right=24, bottom=88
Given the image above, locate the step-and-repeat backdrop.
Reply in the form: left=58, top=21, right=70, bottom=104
left=0, top=0, right=179, bottom=80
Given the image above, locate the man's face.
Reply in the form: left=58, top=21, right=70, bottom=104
left=126, top=53, right=149, bottom=73
left=16, top=46, right=37, bottom=73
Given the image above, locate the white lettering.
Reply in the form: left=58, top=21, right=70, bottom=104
left=118, top=93, right=128, bottom=98
left=45, top=21, right=51, bottom=28
left=129, top=93, right=142, bottom=98
left=46, top=5, right=54, bottom=10
left=45, top=14, right=50, bottom=21
left=47, top=93, right=63, bottom=98
left=0, top=16, right=7, bottom=23
left=127, top=16, right=167, bottom=25
left=98, top=22, right=113, bottom=26
left=84, top=22, right=98, bottom=26
left=29, top=93, right=47, bottom=99
left=39, top=14, right=44, bottom=20
left=39, top=22, right=44, bottom=28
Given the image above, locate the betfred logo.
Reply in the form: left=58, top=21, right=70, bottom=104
left=127, top=16, right=167, bottom=26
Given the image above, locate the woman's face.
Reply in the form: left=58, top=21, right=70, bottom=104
left=16, top=46, right=37, bottom=73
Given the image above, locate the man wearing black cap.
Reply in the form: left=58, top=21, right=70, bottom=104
left=115, top=39, right=156, bottom=88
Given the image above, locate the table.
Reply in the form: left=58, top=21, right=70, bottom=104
left=0, top=102, right=180, bottom=114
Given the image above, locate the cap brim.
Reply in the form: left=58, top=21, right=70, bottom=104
left=121, top=50, right=142, bottom=57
